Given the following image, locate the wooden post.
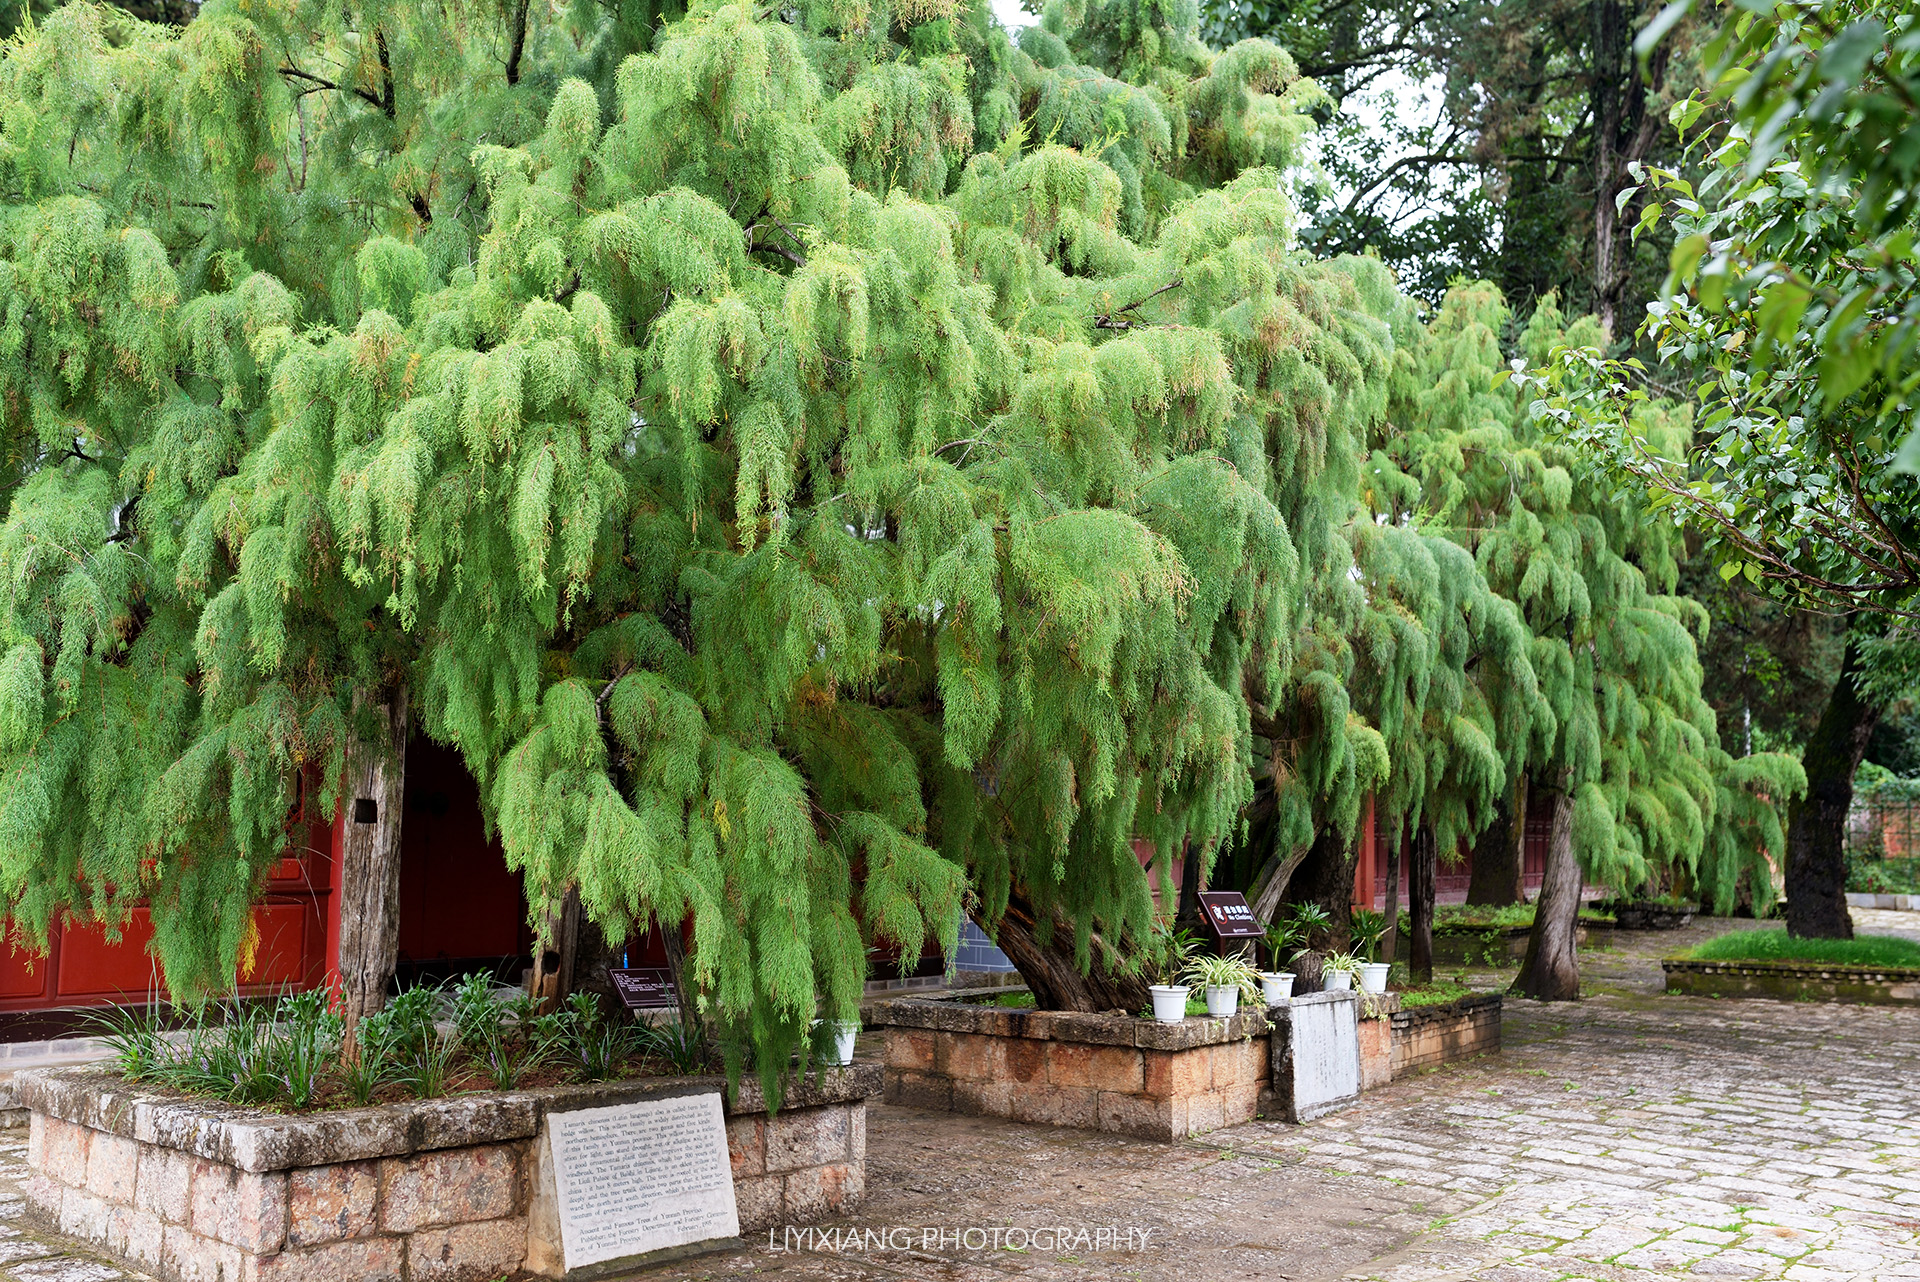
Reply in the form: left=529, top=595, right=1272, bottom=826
left=530, top=886, right=582, bottom=1013
left=337, top=686, right=409, bottom=1054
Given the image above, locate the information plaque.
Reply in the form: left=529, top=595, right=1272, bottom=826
left=609, top=967, right=678, bottom=1010
left=546, top=1093, right=739, bottom=1268
left=1198, top=890, right=1265, bottom=940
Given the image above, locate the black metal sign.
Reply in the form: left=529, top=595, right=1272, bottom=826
left=608, top=967, right=678, bottom=1010
left=1198, top=890, right=1264, bottom=940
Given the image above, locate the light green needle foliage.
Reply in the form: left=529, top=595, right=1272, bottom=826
left=0, top=0, right=1408, bottom=1078
left=1370, top=282, right=1801, bottom=910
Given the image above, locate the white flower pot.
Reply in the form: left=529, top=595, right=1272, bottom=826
left=1323, top=970, right=1354, bottom=992
left=1260, top=972, right=1295, bottom=1005
left=1204, top=985, right=1240, bottom=1017
left=1360, top=963, right=1391, bottom=994
left=1149, top=985, right=1189, bottom=1023
left=813, top=1020, right=859, bottom=1065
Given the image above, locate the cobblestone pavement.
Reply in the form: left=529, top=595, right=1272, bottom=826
left=3, top=916, right=1920, bottom=1281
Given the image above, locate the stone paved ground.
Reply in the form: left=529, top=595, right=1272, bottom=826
left=3, top=913, right=1920, bottom=1281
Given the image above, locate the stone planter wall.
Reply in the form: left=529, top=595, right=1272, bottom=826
left=873, top=993, right=1410, bottom=1139
left=1847, top=892, right=1920, bottom=912
left=15, top=1062, right=880, bottom=1282
left=1389, top=993, right=1502, bottom=1077
left=875, top=998, right=1271, bottom=1141
left=1662, top=958, right=1920, bottom=1005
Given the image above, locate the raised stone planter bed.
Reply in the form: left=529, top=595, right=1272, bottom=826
left=1662, top=958, right=1920, bottom=1005
left=872, top=991, right=1402, bottom=1139
left=1396, top=924, right=1598, bottom=964
left=1846, top=891, right=1920, bottom=912
left=1605, top=900, right=1697, bottom=930
left=1389, top=993, right=1501, bottom=1077
left=873, top=994, right=1273, bottom=1140
left=15, top=1061, right=879, bottom=1281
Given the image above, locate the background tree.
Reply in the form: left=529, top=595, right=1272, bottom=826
left=1527, top=0, right=1918, bottom=939
left=1196, top=0, right=1710, bottom=332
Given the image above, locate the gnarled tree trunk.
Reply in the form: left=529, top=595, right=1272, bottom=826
left=1467, top=783, right=1526, bottom=906
left=991, top=888, right=1150, bottom=1013
left=1786, top=634, right=1880, bottom=939
left=337, top=686, right=409, bottom=1053
left=1515, top=771, right=1580, bottom=1001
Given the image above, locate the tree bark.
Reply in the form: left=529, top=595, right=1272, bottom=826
left=1247, top=835, right=1312, bottom=925
left=1786, top=633, right=1881, bottom=939
left=990, top=889, right=1150, bottom=1013
left=1514, top=772, right=1581, bottom=1001
left=530, top=886, right=583, bottom=1013
left=1410, top=824, right=1436, bottom=985
left=1380, top=829, right=1401, bottom=964
left=1286, top=824, right=1358, bottom=955
left=1466, top=784, right=1526, bottom=906
left=337, top=687, right=409, bottom=1053
left=1175, top=838, right=1204, bottom=931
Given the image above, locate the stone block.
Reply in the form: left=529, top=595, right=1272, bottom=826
left=1216, top=1038, right=1267, bottom=1088
left=1010, top=1085, right=1097, bottom=1130
left=104, top=1202, right=167, bottom=1272
left=1096, top=1092, right=1177, bottom=1141
left=379, top=1144, right=519, bottom=1232
left=1186, top=1092, right=1226, bottom=1135
left=733, top=1174, right=783, bottom=1233
left=26, top=1109, right=43, bottom=1168
left=849, top=1101, right=866, bottom=1159
left=406, top=1216, right=527, bottom=1282
left=40, top=1114, right=92, bottom=1186
left=1004, top=1036, right=1046, bottom=1084
left=163, top=1223, right=247, bottom=1282
left=86, top=1130, right=140, bottom=1203
left=767, top=1106, right=849, bottom=1173
left=286, top=1160, right=378, bottom=1247
left=782, top=1164, right=854, bottom=1221
left=945, top=1034, right=1007, bottom=1081
left=883, top=1030, right=939, bottom=1073
left=59, top=1184, right=110, bottom=1241
left=1219, top=1081, right=1262, bottom=1128
left=1142, top=1046, right=1212, bottom=1097
left=137, top=1144, right=193, bottom=1224
left=248, top=1236, right=405, bottom=1282
left=884, top=1070, right=953, bottom=1111
left=951, top=1078, right=1012, bottom=1117
left=1082, top=1046, right=1145, bottom=1094
left=23, top=1170, right=63, bottom=1220
left=1044, top=1011, right=1137, bottom=1047
left=727, top=1115, right=766, bottom=1179
left=190, top=1159, right=289, bottom=1253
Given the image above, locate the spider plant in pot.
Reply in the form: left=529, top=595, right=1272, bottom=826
left=1260, top=921, right=1303, bottom=1003
left=1320, top=951, right=1364, bottom=992
left=1145, top=920, right=1198, bottom=1023
left=1183, top=953, right=1262, bottom=1018
left=1349, top=908, right=1392, bottom=993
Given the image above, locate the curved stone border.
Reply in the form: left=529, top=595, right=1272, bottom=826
left=1662, top=958, right=1920, bottom=1005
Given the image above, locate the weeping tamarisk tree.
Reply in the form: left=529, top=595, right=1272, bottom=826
left=0, top=0, right=1444, bottom=1060
left=1373, top=285, right=1801, bottom=997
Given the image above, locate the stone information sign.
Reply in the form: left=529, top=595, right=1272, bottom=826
left=546, top=1093, right=740, bottom=1268
left=608, top=967, right=678, bottom=1010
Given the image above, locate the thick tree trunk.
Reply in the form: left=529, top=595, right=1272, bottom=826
left=1786, top=634, right=1881, bottom=939
left=530, top=886, right=583, bottom=1013
left=1247, top=835, right=1312, bottom=925
left=991, top=889, right=1149, bottom=1013
left=337, top=687, right=409, bottom=1053
left=1175, top=839, right=1204, bottom=931
left=1515, top=772, right=1581, bottom=1001
left=1410, top=825, right=1436, bottom=985
left=1380, top=831, right=1401, bottom=964
left=1287, top=825, right=1357, bottom=955
left=1466, top=785, right=1526, bottom=906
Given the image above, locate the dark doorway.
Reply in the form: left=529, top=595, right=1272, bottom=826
left=394, top=739, right=533, bottom=989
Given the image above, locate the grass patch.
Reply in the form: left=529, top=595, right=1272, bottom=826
left=1414, top=903, right=1615, bottom=932
left=1682, top=930, right=1920, bottom=968
left=1395, top=981, right=1474, bottom=1009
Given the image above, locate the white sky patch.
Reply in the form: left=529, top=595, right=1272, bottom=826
left=990, top=0, right=1034, bottom=30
